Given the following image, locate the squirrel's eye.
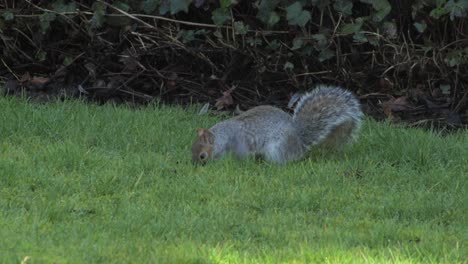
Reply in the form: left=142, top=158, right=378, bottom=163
left=199, top=152, right=208, bottom=161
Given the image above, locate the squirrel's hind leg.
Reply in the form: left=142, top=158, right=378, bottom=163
left=319, top=120, right=359, bottom=150
left=263, top=133, right=306, bottom=165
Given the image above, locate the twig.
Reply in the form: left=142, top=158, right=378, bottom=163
left=1, top=59, right=20, bottom=80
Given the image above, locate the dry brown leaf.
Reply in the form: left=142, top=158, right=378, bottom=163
left=19, top=72, right=31, bottom=85
left=30, top=76, right=49, bottom=86
left=214, top=87, right=235, bottom=110
left=382, top=96, right=413, bottom=119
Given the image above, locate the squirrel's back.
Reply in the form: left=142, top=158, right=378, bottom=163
left=293, top=85, right=363, bottom=147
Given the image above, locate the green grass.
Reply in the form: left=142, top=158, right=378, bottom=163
left=0, top=96, right=466, bottom=264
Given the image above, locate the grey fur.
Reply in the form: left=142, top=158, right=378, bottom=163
left=206, top=85, right=363, bottom=164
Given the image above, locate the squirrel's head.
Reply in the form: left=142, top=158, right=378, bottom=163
left=191, top=128, right=214, bottom=165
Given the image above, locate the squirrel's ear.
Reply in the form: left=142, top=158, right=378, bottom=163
left=196, top=128, right=206, bottom=137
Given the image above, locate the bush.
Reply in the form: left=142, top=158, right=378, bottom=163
left=0, top=0, right=467, bottom=126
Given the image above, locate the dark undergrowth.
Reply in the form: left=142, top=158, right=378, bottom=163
left=0, top=0, right=467, bottom=129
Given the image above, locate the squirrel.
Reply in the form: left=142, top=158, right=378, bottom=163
left=191, top=85, right=363, bottom=165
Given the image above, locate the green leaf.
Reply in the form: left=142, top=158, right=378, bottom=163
left=444, top=0, right=468, bottom=20
left=211, top=8, right=231, bottom=25
left=63, top=56, right=74, bottom=66
left=333, top=0, right=353, bottom=16
left=159, top=0, right=170, bottom=15
left=142, top=0, right=160, bottom=14
left=52, top=0, right=76, bottom=13
left=413, top=21, right=427, bottom=33
left=383, top=21, right=397, bottom=39
left=368, top=35, right=379, bottom=46
left=430, top=7, right=450, bottom=19
left=360, top=0, right=391, bottom=21
left=283, top=61, right=294, bottom=70
left=286, top=2, right=311, bottom=27
left=247, top=37, right=262, bottom=46
left=318, top=49, right=335, bottom=62
left=311, top=0, right=330, bottom=10
left=311, top=33, right=328, bottom=50
left=220, top=0, right=235, bottom=9
left=90, top=2, right=106, bottom=29
left=440, top=84, right=451, bottom=94
left=233, top=21, right=249, bottom=35
left=444, top=49, right=466, bottom=67
left=171, top=0, right=192, bottom=14
left=266, top=11, right=280, bottom=27
left=177, top=29, right=195, bottom=43
left=39, top=12, right=56, bottom=33
left=353, top=32, right=368, bottom=43
left=35, top=50, right=47, bottom=62
left=112, top=1, right=130, bottom=12
left=2, top=11, right=14, bottom=21
left=267, top=39, right=281, bottom=50
left=256, top=0, right=281, bottom=27
left=292, top=37, right=304, bottom=50
left=341, top=17, right=364, bottom=35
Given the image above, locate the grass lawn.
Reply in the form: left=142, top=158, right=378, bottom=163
left=0, top=96, right=466, bottom=264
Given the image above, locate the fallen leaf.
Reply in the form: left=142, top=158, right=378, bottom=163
left=382, top=96, right=413, bottom=119
left=214, top=87, right=235, bottom=110
left=19, top=72, right=31, bottom=85
left=30, top=76, right=49, bottom=86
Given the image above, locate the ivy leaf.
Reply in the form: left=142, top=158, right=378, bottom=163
left=159, top=0, right=170, bottom=14
left=311, top=33, right=328, bottom=50
left=171, top=0, right=192, bottom=14
left=440, top=84, right=451, bottom=95
left=311, top=0, right=330, bottom=11
left=333, top=0, right=353, bottom=16
left=353, top=32, right=368, bottom=43
left=35, top=50, right=47, bottom=62
left=318, top=49, right=335, bottom=62
left=292, top=37, right=304, bottom=50
left=256, top=0, right=281, bottom=27
left=360, top=0, right=391, bottom=21
left=444, top=0, right=468, bottom=20
left=286, top=2, right=311, bottom=27
left=429, top=6, right=450, bottom=19
left=220, top=0, right=235, bottom=9
left=247, top=37, right=262, bottom=46
left=63, top=56, right=74, bottom=66
left=142, top=0, right=160, bottom=14
left=383, top=21, right=397, bottom=39
left=341, top=17, right=364, bottom=35
left=90, top=2, right=106, bottom=29
left=284, top=61, right=294, bottom=70
left=444, top=49, right=467, bottom=67
left=2, top=11, right=14, bottom=21
left=211, top=8, right=231, bottom=25
left=267, top=40, right=281, bottom=50
left=413, top=21, right=427, bottom=33
left=177, top=29, right=195, bottom=43
left=233, top=21, right=249, bottom=35
left=266, top=11, right=280, bottom=27
left=39, top=12, right=56, bottom=33
left=52, top=0, right=77, bottom=13
left=112, top=1, right=130, bottom=12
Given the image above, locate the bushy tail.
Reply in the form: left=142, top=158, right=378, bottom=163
left=292, top=85, right=363, bottom=147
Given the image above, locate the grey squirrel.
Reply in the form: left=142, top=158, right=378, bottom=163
left=191, top=85, right=363, bottom=165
